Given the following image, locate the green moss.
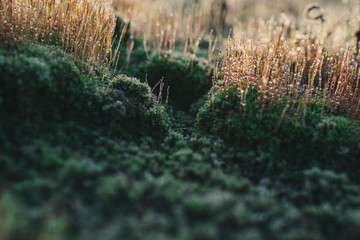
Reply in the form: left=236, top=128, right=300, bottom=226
left=2, top=40, right=360, bottom=240
left=290, top=168, right=359, bottom=206
left=0, top=43, right=170, bottom=139
left=89, top=75, right=170, bottom=138
left=1, top=121, right=360, bottom=240
left=0, top=44, right=89, bottom=121
left=195, top=85, right=360, bottom=173
left=139, top=57, right=211, bottom=110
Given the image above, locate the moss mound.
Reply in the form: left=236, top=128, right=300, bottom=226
left=89, top=75, right=170, bottom=137
left=139, top=57, right=211, bottom=110
left=2, top=123, right=360, bottom=240
left=0, top=44, right=88, bottom=121
left=195, top=85, right=360, bottom=174
left=0, top=43, right=169, bottom=138
left=3, top=42, right=360, bottom=240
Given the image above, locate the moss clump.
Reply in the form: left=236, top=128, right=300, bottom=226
left=289, top=168, right=359, bottom=206
left=195, top=85, right=360, bottom=173
left=89, top=75, right=170, bottom=137
left=0, top=44, right=89, bottom=121
left=0, top=43, right=169, bottom=139
left=139, top=57, right=211, bottom=110
left=2, top=125, right=360, bottom=240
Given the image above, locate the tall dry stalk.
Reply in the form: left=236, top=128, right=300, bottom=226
left=214, top=18, right=360, bottom=128
left=0, top=0, right=124, bottom=66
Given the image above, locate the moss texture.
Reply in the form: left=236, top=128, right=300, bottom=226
left=139, top=57, right=211, bottom=110
left=195, top=85, right=360, bottom=174
left=0, top=43, right=170, bottom=139
left=2, top=43, right=360, bottom=240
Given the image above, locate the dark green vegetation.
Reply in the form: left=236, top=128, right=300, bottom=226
left=0, top=44, right=169, bottom=138
left=196, top=85, right=360, bottom=177
left=139, top=58, right=211, bottom=110
left=2, top=42, right=360, bottom=240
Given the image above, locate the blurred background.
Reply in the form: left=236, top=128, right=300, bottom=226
left=112, top=0, right=360, bottom=50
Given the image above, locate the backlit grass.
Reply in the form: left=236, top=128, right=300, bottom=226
left=0, top=0, right=125, bottom=67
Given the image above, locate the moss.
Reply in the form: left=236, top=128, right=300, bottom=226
left=88, top=75, right=170, bottom=138
left=290, top=168, right=359, bottom=206
left=1, top=120, right=360, bottom=240
left=0, top=44, right=89, bottom=121
left=139, top=57, right=211, bottom=110
left=195, top=85, right=360, bottom=174
left=0, top=43, right=170, bottom=139
left=3, top=39, right=360, bottom=240
left=119, top=47, right=152, bottom=77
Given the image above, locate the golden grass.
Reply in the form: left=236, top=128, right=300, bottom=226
left=2, top=0, right=358, bottom=125
left=111, top=0, right=360, bottom=125
left=0, top=0, right=124, bottom=66
left=113, top=0, right=212, bottom=60
left=213, top=19, right=360, bottom=127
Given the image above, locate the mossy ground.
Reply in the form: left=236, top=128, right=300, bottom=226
left=196, top=85, right=360, bottom=177
left=2, top=42, right=360, bottom=240
left=112, top=17, right=211, bottom=111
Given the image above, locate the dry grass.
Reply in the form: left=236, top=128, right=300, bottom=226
left=0, top=0, right=124, bottom=66
left=213, top=18, right=360, bottom=128
left=113, top=0, right=360, bottom=69
left=229, top=0, right=360, bottom=50
left=113, top=0, right=214, bottom=60
left=112, top=0, right=360, bottom=125
left=2, top=0, right=359, bottom=124
left=114, top=0, right=360, bottom=49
